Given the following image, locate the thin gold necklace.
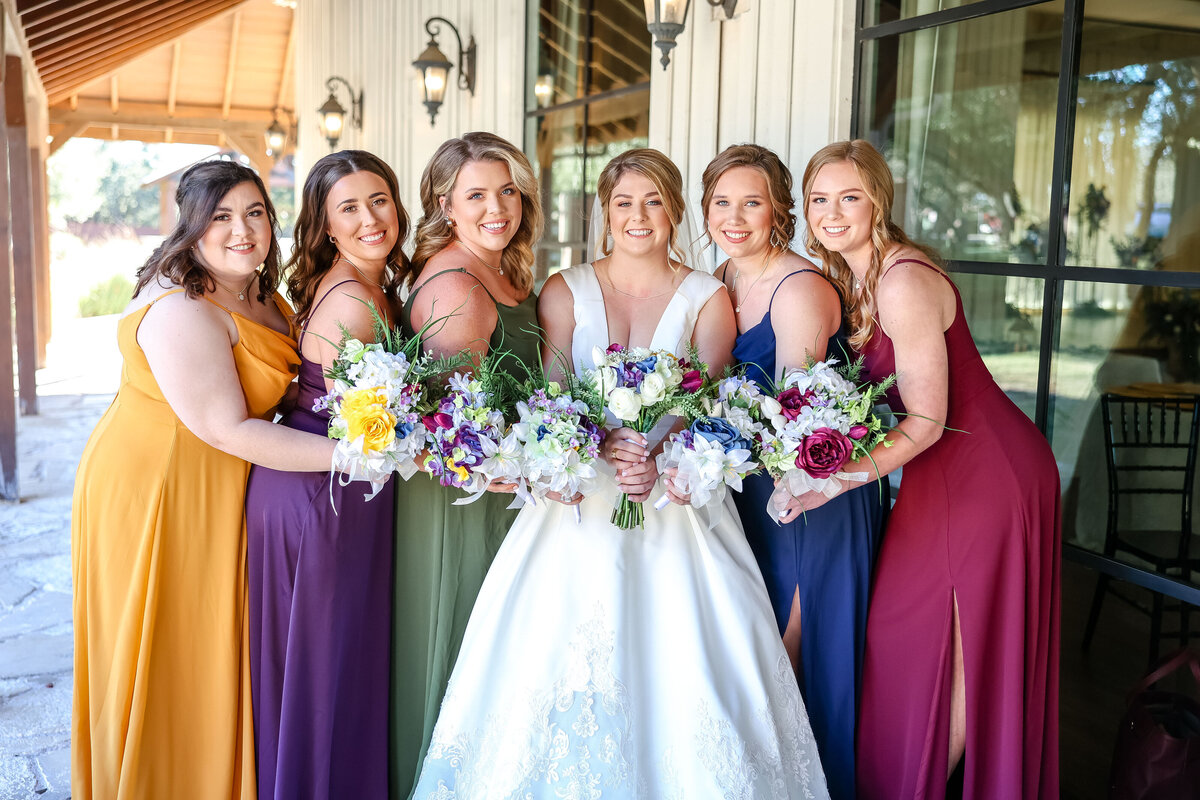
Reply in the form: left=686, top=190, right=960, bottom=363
left=732, top=251, right=774, bottom=313
left=213, top=271, right=257, bottom=301
left=600, top=262, right=678, bottom=300
left=456, top=239, right=504, bottom=276
left=337, top=254, right=385, bottom=288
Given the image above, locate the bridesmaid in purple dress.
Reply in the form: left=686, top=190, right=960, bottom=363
left=791, top=140, right=1060, bottom=800
left=244, top=150, right=409, bottom=799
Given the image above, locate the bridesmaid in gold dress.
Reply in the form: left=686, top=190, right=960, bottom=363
left=71, top=161, right=339, bottom=799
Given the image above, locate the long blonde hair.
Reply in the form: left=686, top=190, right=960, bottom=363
left=801, top=139, right=942, bottom=349
left=407, top=132, right=542, bottom=294
left=595, top=148, right=688, bottom=267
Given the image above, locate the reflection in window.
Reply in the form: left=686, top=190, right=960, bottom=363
left=1065, top=13, right=1200, bottom=270
left=1051, top=282, right=1200, bottom=552
left=860, top=3, right=1062, bottom=265
left=526, top=0, right=651, bottom=284
left=954, top=272, right=1044, bottom=418
left=865, top=0, right=990, bottom=27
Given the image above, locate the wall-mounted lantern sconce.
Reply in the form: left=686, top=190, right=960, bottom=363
left=265, top=113, right=288, bottom=158
left=317, top=76, right=363, bottom=149
left=645, top=0, right=739, bottom=70
left=534, top=73, right=553, bottom=108
left=412, top=16, right=476, bottom=126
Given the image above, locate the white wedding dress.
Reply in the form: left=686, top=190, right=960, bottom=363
left=412, top=264, right=829, bottom=799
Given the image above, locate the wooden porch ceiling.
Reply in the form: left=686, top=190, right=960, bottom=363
left=17, top=0, right=295, bottom=169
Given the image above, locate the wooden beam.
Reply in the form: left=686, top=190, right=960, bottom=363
left=30, top=148, right=50, bottom=367
left=47, top=118, right=85, bottom=155
left=167, top=41, right=181, bottom=115
left=26, top=0, right=185, bottom=49
left=51, top=106, right=273, bottom=133
left=53, top=99, right=275, bottom=124
left=0, top=20, right=16, bottom=498
left=109, top=73, right=117, bottom=113
left=6, top=56, right=38, bottom=417
left=224, top=128, right=271, bottom=180
left=32, top=0, right=236, bottom=65
left=19, top=0, right=109, bottom=28
left=276, top=13, right=295, bottom=110
left=38, top=0, right=245, bottom=98
left=221, top=10, right=241, bottom=118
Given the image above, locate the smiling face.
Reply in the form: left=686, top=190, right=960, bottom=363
left=194, top=181, right=272, bottom=280
left=706, top=166, right=774, bottom=259
left=607, top=170, right=673, bottom=259
left=442, top=158, right=523, bottom=258
left=806, top=160, right=876, bottom=266
left=325, top=170, right=401, bottom=271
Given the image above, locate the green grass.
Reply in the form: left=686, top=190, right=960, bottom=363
left=78, top=274, right=134, bottom=318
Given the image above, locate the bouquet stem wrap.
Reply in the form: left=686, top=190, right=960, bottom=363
left=768, top=469, right=870, bottom=522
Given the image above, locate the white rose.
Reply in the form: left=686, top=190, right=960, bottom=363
left=640, top=372, right=667, bottom=405
left=608, top=387, right=643, bottom=421
left=596, top=366, right=618, bottom=396
left=655, top=358, right=683, bottom=387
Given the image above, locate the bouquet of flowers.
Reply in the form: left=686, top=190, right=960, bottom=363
left=508, top=379, right=606, bottom=516
left=588, top=343, right=709, bottom=530
left=421, top=370, right=516, bottom=504
left=653, top=374, right=764, bottom=516
left=755, top=358, right=894, bottom=519
left=317, top=308, right=460, bottom=501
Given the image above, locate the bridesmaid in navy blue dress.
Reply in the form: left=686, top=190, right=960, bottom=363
left=702, top=145, right=887, bottom=800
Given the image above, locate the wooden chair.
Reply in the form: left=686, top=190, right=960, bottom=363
left=1082, top=393, right=1200, bottom=663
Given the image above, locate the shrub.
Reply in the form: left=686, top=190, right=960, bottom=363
left=79, top=274, right=134, bottom=317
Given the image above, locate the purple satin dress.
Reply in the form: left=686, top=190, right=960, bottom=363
left=245, top=279, right=394, bottom=799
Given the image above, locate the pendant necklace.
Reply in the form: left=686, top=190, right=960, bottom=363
left=457, top=239, right=504, bottom=276
left=214, top=272, right=257, bottom=301
left=338, top=254, right=385, bottom=287
left=732, top=252, right=773, bottom=313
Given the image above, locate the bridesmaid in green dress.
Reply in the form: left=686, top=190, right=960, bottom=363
left=390, top=131, right=543, bottom=797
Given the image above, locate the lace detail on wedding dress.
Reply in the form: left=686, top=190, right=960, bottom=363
left=419, top=605, right=639, bottom=799
left=683, top=656, right=820, bottom=800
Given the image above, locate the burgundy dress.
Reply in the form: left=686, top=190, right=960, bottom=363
left=855, top=260, right=1060, bottom=800
left=244, top=279, right=394, bottom=799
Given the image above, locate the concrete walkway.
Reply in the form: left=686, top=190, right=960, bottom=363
left=2, top=315, right=120, bottom=800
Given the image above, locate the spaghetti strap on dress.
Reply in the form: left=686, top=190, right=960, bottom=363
left=855, top=259, right=1060, bottom=800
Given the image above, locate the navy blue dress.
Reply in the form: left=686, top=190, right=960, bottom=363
left=729, top=267, right=887, bottom=800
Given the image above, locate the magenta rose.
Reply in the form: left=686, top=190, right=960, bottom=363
left=777, top=387, right=806, bottom=421
left=795, top=428, right=853, bottom=479
left=681, top=369, right=703, bottom=393
left=848, top=424, right=869, bottom=440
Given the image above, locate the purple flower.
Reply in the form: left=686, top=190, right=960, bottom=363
left=606, top=343, right=625, bottom=354
left=777, top=387, right=806, bottom=421
left=618, top=364, right=645, bottom=388
left=424, top=412, right=454, bottom=430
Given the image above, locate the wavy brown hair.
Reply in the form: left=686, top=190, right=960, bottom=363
left=801, top=139, right=942, bottom=349
left=595, top=148, right=688, bottom=267
left=407, top=132, right=541, bottom=294
left=700, top=144, right=797, bottom=251
left=286, top=150, right=410, bottom=322
left=133, top=160, right=280, bottom=302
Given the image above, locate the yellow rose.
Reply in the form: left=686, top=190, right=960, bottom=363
left=340, top=387, right=396, bottom=453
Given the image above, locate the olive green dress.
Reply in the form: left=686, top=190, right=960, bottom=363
left=390, top=269, right=540, bottom=797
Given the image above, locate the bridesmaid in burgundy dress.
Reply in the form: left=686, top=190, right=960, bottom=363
left=791, top=140, right=1060, bottom=800
left=244, top=150, right=408, bottom=799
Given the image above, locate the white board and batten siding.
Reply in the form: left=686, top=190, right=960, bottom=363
left=649, top=0, right=856, bottom=258
left=294, top=0, right=525, bottom=210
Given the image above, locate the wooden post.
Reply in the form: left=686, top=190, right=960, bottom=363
left=30, top=148, right=51, bottom=368
left=0, top=50, right=19, bottom=500
left=6, top=55, right=38, bottom=417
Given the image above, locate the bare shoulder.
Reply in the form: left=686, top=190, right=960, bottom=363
left=412, top=268, right=493, bottom=312
left=538, top=271, right=574, bottom=308
left=137, top=289, right=234, bottom=350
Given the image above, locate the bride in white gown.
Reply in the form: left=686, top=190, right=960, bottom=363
left=412, top=149, right=829, bottom=799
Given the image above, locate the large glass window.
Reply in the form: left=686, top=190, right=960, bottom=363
left=525, top=0, right=651, bottom=285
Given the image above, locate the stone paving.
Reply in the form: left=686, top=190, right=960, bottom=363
left=2, top=315, right=120, bottom=800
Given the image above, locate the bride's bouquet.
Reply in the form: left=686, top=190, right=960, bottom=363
left=754, top=358, right=894, bottom=519
left=653, top=374, right=763, bottom=516
left=588, top=343, right=708, bottom=530
left=317, top=307, right=460, bottom=501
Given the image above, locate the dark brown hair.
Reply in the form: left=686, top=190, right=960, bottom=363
left=133, top=160, right=280, bottom=302
left=408, top=132, right=541, bottom=294
left=286, top=150, right=410, bottom=321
